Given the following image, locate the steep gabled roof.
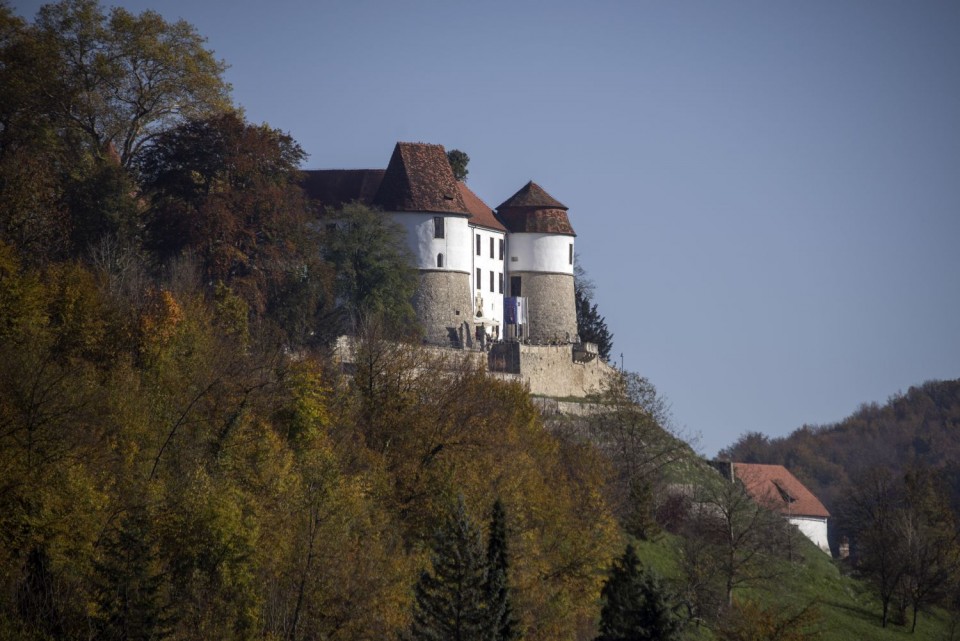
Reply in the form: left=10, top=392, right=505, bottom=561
left=734, top=463, right=830, bottom=519
left=301, top=169, right=385, bottom=212
left=458, top=182, right=506, bottom=232
left=373, top=142, right=469, bottom=215
left=496, top=181, right=575, bottom=235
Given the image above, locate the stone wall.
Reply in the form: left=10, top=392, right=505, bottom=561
left=489, top=343, right=615, bottom=398
left=413, top=270, right=473, bottom=347
left=514, top=272, right=577, bottom=344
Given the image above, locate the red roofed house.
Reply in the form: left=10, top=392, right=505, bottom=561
left=733, top=463, right=831, bottom=554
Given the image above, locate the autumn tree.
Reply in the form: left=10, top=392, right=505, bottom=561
left=35, top=0, right=231, bottom=168
left=141, top=111, right=331, bottom=338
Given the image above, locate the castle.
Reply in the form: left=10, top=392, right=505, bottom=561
left=303, top=142, right=579, bottom=350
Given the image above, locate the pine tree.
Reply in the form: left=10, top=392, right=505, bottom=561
left=407, top=497, right=492, bottom=641
left=486, top=499, right=520, bottom=641
left=574, top=260, right=613, bottom=360
left=597, top=544, right=681, bottom=641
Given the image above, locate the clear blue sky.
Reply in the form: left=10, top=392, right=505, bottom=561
left=15, top=0, right=960, bottom=457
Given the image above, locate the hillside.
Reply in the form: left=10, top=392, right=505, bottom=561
left=719, top=378, right=960, bottom=535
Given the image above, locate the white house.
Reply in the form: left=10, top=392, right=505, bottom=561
left=733, top=462, right=831, bottom=554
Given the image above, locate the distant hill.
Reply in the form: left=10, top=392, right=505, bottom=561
left=719, top=378, right=960, bottom=525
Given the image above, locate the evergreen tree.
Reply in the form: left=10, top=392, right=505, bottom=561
left=486, top=499, right=520, bottom=641
left=574, top=260, right=613, bottom=361
left=407, top=497, right=492, bottom=641
left=597, top=544, right=681, bottom=641
left=447, top=149, right=470, bottom=181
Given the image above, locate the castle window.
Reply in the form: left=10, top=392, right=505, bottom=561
left=476, top=268, right=481, bottom=289
left=476, top=234, right=481, bottom=255
left=490, top=237, right=494, bottom=258
left=437, top=253, right=444, bottom=268
left=569, top=243, right=573, bottom=265
left=490, top=270, right=494, bottom=293
left=498, top=272, right=503, bottom=294
left=499, top=239, right=504, bottom=260
left=434, top=217, right=444, bottom=239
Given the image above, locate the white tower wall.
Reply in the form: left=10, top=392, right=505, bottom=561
left=507, top=233, right=574, bottom=275
left=389, top=212, right=472, bottom=272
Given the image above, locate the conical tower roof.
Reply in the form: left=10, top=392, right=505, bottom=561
left=496, top=181, right=575, bottom=235
left=373, top=142, right=469, bottom=214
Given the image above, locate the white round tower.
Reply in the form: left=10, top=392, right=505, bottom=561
left=497, top=181, right=577, bottom=344
left=373, top=143, right=474, bottom=347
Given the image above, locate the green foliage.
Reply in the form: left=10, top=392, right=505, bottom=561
left=597, top=543, right=682, bottom=641
left=322, top=202, right=418, bottom=336
left=447, top=149, right=470, bottom=182
left=574, top=259, right=613, bottom=360
left=487, top=499, right=520, bottom=641
left=407, top=497, right=493, bottom=641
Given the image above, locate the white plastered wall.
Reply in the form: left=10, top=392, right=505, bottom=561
left=507, top=233, right=574, bottom=275
left=469, top=226, right=506, bottom=336
left=389, top=212, right=472, bottom=272
left=788, top=516, right=830, bottom=554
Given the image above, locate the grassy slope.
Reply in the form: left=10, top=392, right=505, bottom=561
left=633, top=532, right=955, bottom=640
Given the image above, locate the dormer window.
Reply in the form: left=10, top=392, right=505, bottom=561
left=434, top=217, right=444, bottom=239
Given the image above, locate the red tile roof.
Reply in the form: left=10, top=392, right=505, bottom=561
left=496, top=181, right=575, bottom=236
left=301, top=169, right=385, bottom=213
left=458, top=182, right=506, bottom=232
left=373, top=142, right=470, bottom=215
left=734, top=463, right=830, bottom=519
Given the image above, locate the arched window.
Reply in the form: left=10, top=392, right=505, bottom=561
left=437, top=253, right=444, bottom=268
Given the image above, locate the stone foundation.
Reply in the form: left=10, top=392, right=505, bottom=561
left=413, top=270, right=473, bottom=348
left=513, top=272, right=577, bottom=344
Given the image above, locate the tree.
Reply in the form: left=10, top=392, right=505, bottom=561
left=896, top=468, right=960, bottom=633
left=836, top=467, right=906, bottom=628
left=35, top=0, right=231, bottom=168
left=580, top=371, right=687, bottom=540
left=141, top=112, right=323, bottom=322
left=406, top=497, right=493, bottom=641
left=322, top=202, right=417, bottom=336
left=486, top=499, right=520, bottom=641
left=573, top=259, right=613, bottom=360
left=596, top=543, right=682, bottom=641
left=447, top=149, right=470, bottom=182
left=684, top=476, right=788, bottom=611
